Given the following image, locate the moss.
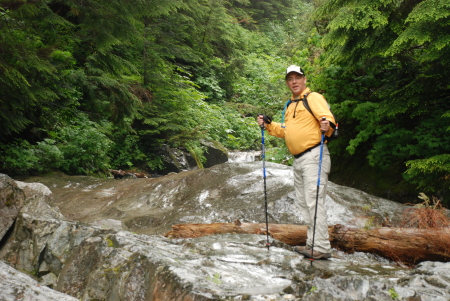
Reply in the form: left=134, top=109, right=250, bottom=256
left=388, top=287, right=398, bottom=300
left=364, top=216, right=376, bottom=230
left=206, top=272, right=222, bottom=285
left=105, top=237, right=115, bottom=248
left=4, top=192, right=15, bottom=207
left=104, top=267, right=121, bottom=274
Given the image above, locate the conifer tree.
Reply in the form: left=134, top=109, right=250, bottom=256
left=313, top=0, right=450, bottom=201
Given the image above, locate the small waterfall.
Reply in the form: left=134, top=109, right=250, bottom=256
left=227, top=151, right=261, bottom=163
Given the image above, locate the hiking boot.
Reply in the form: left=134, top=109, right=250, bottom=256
left=293, top=245, right=311, bottom=254
left=301, top=249, right=331, bottom=260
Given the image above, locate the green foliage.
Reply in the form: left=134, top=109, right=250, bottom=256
left=0, top=113, right=117, bottom=176
left=2, top=0, right=310, bottom=177
left=218, top=107, right=261, bottom=150
left=206, top=272, right=222, bottom=285
left=266, top=147, right=294, bottom=165
left=0, top=123, right=112, bottom=175
left=388, top=287, right=399, bottom=300
left=0, top=1, right=73, bottom=136
left=2, top=0, right=446, bottom=209
left=306, top=285, right=317, bottom=295
left=312, top=0, right=450, bottom=197
left=231, top=52, right=288, bottom=112
left=54, top=116, right=113, bottom=175
left=109, top=134, right=146, bottom=170
left=0, top=139, right=63, bottom=175
left=0, top=0, right=144, bottom=140
left=385, top=0, right=450, bottom=62
left=404, top=155, right=450, bottom=195
left=232, top=0, right=308, bottom=29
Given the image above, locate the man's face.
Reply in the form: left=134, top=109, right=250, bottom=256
left=285, top=72, right=306, bottom=97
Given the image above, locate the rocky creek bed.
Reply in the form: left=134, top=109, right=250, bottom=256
left=1, top=162, right=450, bottom=300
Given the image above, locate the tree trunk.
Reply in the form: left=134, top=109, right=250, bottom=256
left=164, top=222, right=450, bottom=266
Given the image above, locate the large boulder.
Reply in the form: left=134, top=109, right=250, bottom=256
left=156, top=141, right=228, bottom=175
left=0, top=174, right=25, bottom=241
left=201, top=139, right=228, bottom=168
left=2, top=205, right=450, bottom=300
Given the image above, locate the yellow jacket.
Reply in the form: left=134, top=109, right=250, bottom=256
left=266, top=87, right=335, bottom=155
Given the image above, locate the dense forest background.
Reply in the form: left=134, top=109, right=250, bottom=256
left=1, top=0, right=449, bottom=204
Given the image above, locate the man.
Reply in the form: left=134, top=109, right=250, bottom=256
left=257, top=65, right=335, bottom=259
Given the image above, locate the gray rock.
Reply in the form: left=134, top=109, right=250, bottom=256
left=157, top=141, right=228, bottom=174
left=0, top=174, right=25, bottom=241
left=0, top=260, right=78, bottom=301
left=19, top=162, right=407, bottom=237
left=201, top=139, right=229, bottom=168
left=1, top=164, right=449, bottom=301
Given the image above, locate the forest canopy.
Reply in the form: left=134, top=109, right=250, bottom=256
left=0, top=0, right=449, bottom=204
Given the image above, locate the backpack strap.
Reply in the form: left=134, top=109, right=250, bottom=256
left=303, top=93, right=337, bottom=130
left=302, top=93, right=313, bottom=115
left=280, top=99, right=291, bottom=128
left=302, top=93, right=338, bottom=142
left=281, top=92, right=337, bottom=135
left=280, top=93, right=311, bottom=128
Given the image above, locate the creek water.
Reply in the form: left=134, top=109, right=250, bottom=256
left=12, top=161, right=450, bottom=300
left=227, top=151, right=261, bottom=163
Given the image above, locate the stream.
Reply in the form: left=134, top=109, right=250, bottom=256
left=1, top=161, right=450, bottom=300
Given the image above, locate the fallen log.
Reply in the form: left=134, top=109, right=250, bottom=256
left=164, top=222, right=450, bottom=266
left=109, top=169, right=149, bottom=179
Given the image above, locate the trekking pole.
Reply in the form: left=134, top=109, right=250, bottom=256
left=259, top=117, right=270, bottom=250
left=310, top=117, right=326, bottom=261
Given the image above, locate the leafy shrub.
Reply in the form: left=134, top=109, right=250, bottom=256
left=266, top=146, right=293, bottom=166
left=55, top=117, right=113, bottom=175
left=0, top=139, right=64, bottom=175
left=404, top=155, right=450, bottom=205
left=110, top=134, right=147, bottom=169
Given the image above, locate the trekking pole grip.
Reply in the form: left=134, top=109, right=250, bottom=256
left=321, top=117, right=326, bottom=134
left=258, top=114, right=272, bottom=129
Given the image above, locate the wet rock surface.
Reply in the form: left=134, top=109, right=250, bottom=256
left=1, top=162, right=450, bottom=300
left=19, top=162, right=407, bottom=236
left=0, top=260, right=78, bottom=301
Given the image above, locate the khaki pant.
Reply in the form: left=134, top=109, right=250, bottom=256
left=293, top=144, right=331, bottom=253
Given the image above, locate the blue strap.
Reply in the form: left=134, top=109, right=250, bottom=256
left=280, top=99, right=291, bottom=128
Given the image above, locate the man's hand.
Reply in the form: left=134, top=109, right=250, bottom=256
left=257, top=114, right=271, bottom=129
left=320, top=117, right=330, bottom=133
left=257, top=115, right=265, bottom=128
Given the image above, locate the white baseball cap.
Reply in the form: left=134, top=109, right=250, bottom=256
left=285, top=65, right=305, bottom=79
